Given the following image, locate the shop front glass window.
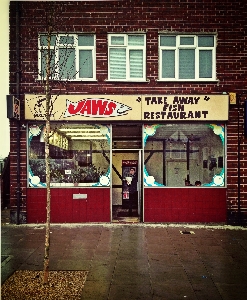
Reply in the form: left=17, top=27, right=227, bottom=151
left=28, top=124, right=110, bottom=187
left=143, top=124, right=225, bottom=187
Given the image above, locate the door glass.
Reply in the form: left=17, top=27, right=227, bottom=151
left=112, top=151, right=140, bottom=221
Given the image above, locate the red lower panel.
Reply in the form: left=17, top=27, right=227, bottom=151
left=26, top=188, right=110, bottom=223
left=144, top=188, right=226, bottom=223
left=27, top=187, right=226, bottom=223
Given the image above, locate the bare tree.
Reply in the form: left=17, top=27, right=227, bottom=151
left=43, top=5, right=54, bottom=285
left=41, top=3, right=70, bottom=284
left=28, top=2, right=89, bottom=284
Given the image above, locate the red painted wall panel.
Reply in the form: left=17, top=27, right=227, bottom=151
left=26, top=188, right=111, bottom=223
left=27, top=186, right=226, bottom=223
left=144, top=188, right=227, bottom=223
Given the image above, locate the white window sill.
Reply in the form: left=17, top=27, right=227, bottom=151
left=105, top=79, right=150, bottom=83
left=156, top=79, right=219, bottom=82
left=36, top=78, right=98, bottom=82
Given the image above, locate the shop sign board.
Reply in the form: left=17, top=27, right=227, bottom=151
left=25, top=94, right=229, bottom=121
left=142, top=95, right=229, bottom=121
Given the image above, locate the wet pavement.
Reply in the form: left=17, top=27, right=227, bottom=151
left=1, top=210, right=247, bottom=300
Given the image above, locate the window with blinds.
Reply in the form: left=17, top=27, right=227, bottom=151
left=159, top=35, right=216, bottom=81
left=108, top=34, right=146, bottom=81
left=38, top=34, right=96, bottom=81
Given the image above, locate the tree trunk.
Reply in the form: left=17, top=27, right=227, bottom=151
left=43, top=27, right=52, bottom=285
left=43, top=135, right=51, bottom=284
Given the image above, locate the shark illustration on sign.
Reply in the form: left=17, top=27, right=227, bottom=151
left=64, top=98, right=132, bottom=118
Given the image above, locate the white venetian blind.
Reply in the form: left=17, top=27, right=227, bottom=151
left=130, top=50, right=143, bottom=78
left=109, top=48, right=126, bottom=79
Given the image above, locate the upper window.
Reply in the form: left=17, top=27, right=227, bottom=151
left=108, top=34, right=146, bottom=81
left=159, top=35, right=216, bottom=81
left=38, top=34, right=96, bottom=81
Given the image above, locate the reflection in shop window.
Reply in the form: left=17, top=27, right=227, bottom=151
left=28, top=124, right=111, bottom=187
left=143, top=124, right=225, bottom=187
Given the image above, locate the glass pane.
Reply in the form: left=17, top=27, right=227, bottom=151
left=109, top=48, right=126, bottom=79
left=128, top=35, right=144, bottom=46
left=28, top=124, right=111, bottom=187
left=162, top=50, right=175, bottom=78
left=199, top=50, right=212, bottom=78
left=179, top=49, right=195, bottom=79
left=130, top=50, right=143, bottom=78
left=40, top=35, right=57, bottom=46
left=41, top=49, right=55, bottom=78
left=79, top=50, right=93, bottom=78
left=78, top=35, right=94, bottom=46
left=144, top=124, right=225, bottom=187
left=180, top=36, right=194, bottom=45
left=111, top=36, right=125, bottom=45
left=59, top=48, right=76, bottom=79
left=160, top=36, right=176, bottom=47
left=59, top=35, right=74, bottom=45
left=198, top=36, right=214, bottom=47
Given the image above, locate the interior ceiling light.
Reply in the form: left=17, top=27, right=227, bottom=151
left=65, top=132, right=103, bottom=136
left=70, top=136, right=107, bottom=140
left=59, top=128, right=100, bottom=132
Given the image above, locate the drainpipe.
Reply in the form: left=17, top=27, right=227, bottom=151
left=237, top=95, right=241, bottom=226
left=15, top=2, right=21, bottom=225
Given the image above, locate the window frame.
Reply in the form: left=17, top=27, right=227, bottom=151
left=38, top=33, right=96, bottom=81
left=158, top=34, right=216, bottom=81
left=108, top=33, right=146, bottom=82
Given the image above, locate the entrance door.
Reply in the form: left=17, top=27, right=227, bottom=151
left=112, top=150, right=142, bottom=222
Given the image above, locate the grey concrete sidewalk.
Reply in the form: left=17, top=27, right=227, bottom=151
left=1, top=217, right=247, bottom=299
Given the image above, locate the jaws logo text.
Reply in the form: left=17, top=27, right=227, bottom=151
left=64, top=98, right=132, bottom=118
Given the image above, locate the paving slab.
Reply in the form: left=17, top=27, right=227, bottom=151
left=1, top=213, right=247, bottom=299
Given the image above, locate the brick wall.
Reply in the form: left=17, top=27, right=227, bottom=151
left=9, top=0, right=247, bottom=224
